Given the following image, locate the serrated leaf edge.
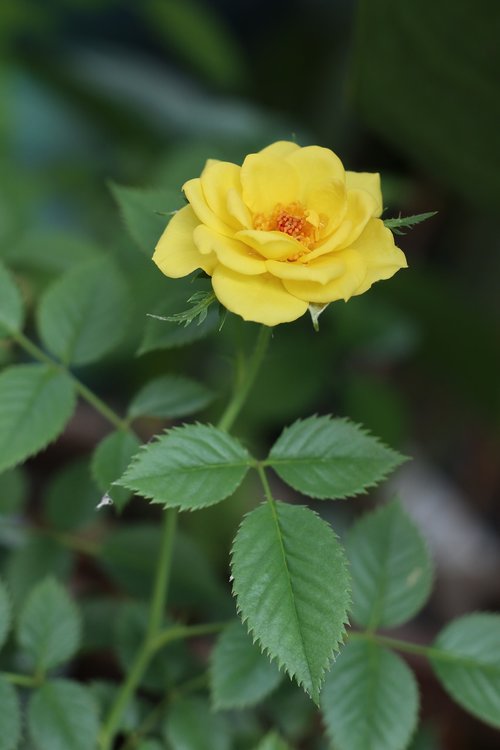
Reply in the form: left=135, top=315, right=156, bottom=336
left=0, top=364, right=76, bottom=474
left=116, top=422, right=252, bottom=511
left=267, top=415, right=407, bottom=500
left=230, top=501, right=351, bottom=704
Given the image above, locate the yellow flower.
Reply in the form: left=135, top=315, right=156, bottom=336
left=153, top=141, right=407, bottom=326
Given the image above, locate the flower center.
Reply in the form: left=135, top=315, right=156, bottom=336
left=254, top=202, right=318, bottom=250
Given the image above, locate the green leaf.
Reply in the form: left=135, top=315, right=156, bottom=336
left=254, top=733, right=291, bottom=750
left=0, top=364, right=76, bottom=474
left=0, top=262, right=23, bottom=336
left=347, top=501, right=433, bottom=629
left=4, top=230, right=101, bottom=275
left=37, top=257, right=130, bottom=366
left=322, top=640, right=419, bottom=750
left=231, top=502, right=350, bottom=703
left=267, top=416, right=405, bottom=500
left=118, top=424, right=251, bottom=510
left=28, top=679, right=99, bottom=750
left=110, top=183, right=181, bottom=253
left=44, top=460, right=99, bottom=531
left=163, top=697, right=230, bottom=750
left=383, top=212, right=437, bottom=235
left=211, top=620, right=283, bottom=709
left=0, top=467, right=28, bottom=515
left=128, top=375, right=215, bottom=420
left=138, top=285, right=218, bottom=354
left=91, top=430, right=141, bottom=511
left=150, top=291, right=216, bottom=327
left=430, top=613, right=500, bottom=728
left=0, top=579, right=12, bottom=651
left=5, top=538, right=72, bottom=612
left=18, top=577, right=81, bottom=672
left=0, top=676, right=22, bottom=750
left=137, top=741, right=166, bottom=750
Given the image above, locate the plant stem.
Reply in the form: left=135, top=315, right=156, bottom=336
left=152, top=621, right=229, bottom=652
left=348, top=630, right=468, bottom=664
left=0, top=671, right=40, bottom=688
left=256, top=463, right=275, bottom=505
left=147, top=509, right=177, bottom=639
left=217, top=325, right=271, bottom=432
left=99, top=509, right=177, bottom=749
left=11, top=330, right=129, bottom=431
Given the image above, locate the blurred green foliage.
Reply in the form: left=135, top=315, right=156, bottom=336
left=0, top=0, right=499, bottom=747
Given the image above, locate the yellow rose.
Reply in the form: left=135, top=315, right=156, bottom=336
left=153, top=141, right=407, bottom=326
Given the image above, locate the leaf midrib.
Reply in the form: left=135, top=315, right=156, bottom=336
left=267, top=502, right=314, bottom=696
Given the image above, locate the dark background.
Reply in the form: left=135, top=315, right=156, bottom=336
left=1, top=1, right=499, bottom=748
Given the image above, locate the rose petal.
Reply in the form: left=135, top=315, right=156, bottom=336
left=235, top=229, right=302, bottom=260
left=183, top=178, right=234, bottom=236
left=194, top=225, right=267, bottom=275
left=350, top=219, right=408, bottom=295
left=305, top=188, right=375, bottom=261
left=200, top=160, right=244, bottom=229
left=345, top=171, right=383, bottom=217
left=286, top=145, right=345, bottom=201
left=212, top=267, right=308, bottom=326
left=266, top=253, right=345, bottom=284
left=153, top=206, right=217, bottom=278
left=241, top=153, right=299, bottom=214
left=282, top=249, right=366, bottom=303
left=258, top=141, right=301, bottom=158
left=227, top=188, right=253, bottom=229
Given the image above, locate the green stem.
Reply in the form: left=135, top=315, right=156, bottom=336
left=348, top=630, right=466, bottom=664
left=11, top=330, right=129, bottom=431
left=256, top=462, right=275, bottom=505
left=147, top=510, right=178, bottom=639
left=152, top=621, right=229, bottom=652
left=217, top=325, right=271, bottom=432
left=99, top=510, right=177, bottom=750
left=0, top=671, right=40, bottom=688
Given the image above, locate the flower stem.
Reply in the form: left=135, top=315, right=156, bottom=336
left=11, top=330, right=129, bottom=431
left=217, top=325, right=272, bottom=432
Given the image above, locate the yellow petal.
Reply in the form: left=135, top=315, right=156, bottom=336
left=305, top=188, right=375, bottom=262
left=258, top=141, right=300, bottom=158
left=345, top=171, right=383, bottom=217
left=211, top=267, right=308, bottom=326
left=240, top=153, right=299, bottom=214
left=266, top=253, right=345, bottom=283
left=235, top=229, right=302, bottom=260
left=350, top=219, right=408, bottom=295
left=153, top=206, right=217, bottom=278
left=194, top=225, right=267, bottom=275
left=286, top=146, right=345, bottom=200
left=200, top=160, right=243, bottom=229
left=306, top=182, right=347, bottom=236
left=227, top=188, right=252, bottom=229
left=183, top=178, right=233, bottom=236
left=282, top=249, right=366, bottom=303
